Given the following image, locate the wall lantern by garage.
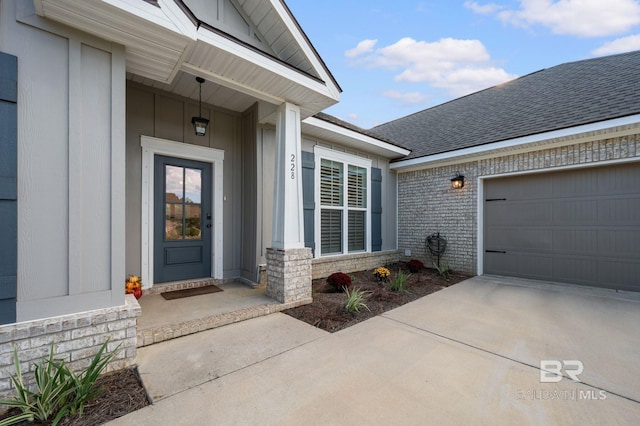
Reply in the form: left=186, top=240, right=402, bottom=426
left=451, top=173, right=465, bottom=189
left=191, top=77, right=209, bottom=136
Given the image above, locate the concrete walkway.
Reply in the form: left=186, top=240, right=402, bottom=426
left=109, top=276, right=640, bottom=425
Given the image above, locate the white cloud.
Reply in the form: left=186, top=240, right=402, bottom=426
left=464, top=1, right=503, bottom=15
left=348, top=37, right=517, bottom=99
left=592, top=34, right=640, bottom=55
left=382, top=90, right=428, bottom=104
left=497, top=0, right=640, bottom=37
left=347, top=113, right=359, bottom=122
left=345, top=39, right=378, bottom=58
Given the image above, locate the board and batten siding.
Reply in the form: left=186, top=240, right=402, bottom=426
left=125, top=82, right=244, bottom=280
left=0, top=0, right=126, bottom=321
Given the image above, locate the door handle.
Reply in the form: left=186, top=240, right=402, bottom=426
left=206, top=224, right=212, bottom=228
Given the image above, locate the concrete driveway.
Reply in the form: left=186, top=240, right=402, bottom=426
left=109, top=276, right=640, bottom=425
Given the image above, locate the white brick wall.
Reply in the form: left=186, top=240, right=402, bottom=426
left=311, top=250, right=400, bottom=279
left=397, top=131, right=640, bottom=274
left=0, top=295, right=140, bottom=398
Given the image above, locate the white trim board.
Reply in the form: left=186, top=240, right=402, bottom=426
left=313, top=146, right=373, bottom=258
left=140, top=136, right=225, bottom=288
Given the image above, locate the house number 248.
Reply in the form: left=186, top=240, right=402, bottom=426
left=290, top=154, right=296, bottom=179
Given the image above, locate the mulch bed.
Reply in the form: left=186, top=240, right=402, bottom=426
left=0, top=367, right=149, bottom=425
left=283, top=262, right=472, bottom=332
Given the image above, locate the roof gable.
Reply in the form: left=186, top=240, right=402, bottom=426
left=374, top=50, right=640, bottom=161
left=34, top=0, right=341, bottom=117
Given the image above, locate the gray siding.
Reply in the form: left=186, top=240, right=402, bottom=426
left=240, top=104, right=258, bottom=281
left=1, top=0, right=126, bottom=321
left=125, top=82, right=244, bottom=279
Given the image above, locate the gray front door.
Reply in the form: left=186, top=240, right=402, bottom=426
left=154, top=155, right=212, bottom=283
left=484, top=162, right=640, bottom=291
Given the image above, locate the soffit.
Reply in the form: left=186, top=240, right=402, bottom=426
left=34, top=0, right=340, bottom=118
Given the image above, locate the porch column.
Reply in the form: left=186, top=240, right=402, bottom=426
left=266, top=102, right=312, bottom=304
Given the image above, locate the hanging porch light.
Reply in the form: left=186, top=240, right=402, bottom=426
left=191, top=76, right=209, bottom=136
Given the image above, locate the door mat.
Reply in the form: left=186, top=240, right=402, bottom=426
left=161, top=285, right=223, bottom=300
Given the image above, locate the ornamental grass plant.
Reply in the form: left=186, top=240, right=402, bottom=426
left=344, top=287, right=372, bottom=313
left=0, top=340, right=120, bottom=426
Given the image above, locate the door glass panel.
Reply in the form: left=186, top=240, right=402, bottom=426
left=185, top=204, right=202, bottom=239
left=164, top=166, right=203, bottom=240
left=165, top=204, right=183, bottom=240
left=184, top=168, right=202, bottom=204
left=165, top=165, right=184, bottom=202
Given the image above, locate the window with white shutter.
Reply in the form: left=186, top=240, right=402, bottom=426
left=315, top=147, right=371, bottom=257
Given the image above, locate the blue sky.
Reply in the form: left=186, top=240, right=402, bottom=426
left=285, top=0, right=640, bottom=129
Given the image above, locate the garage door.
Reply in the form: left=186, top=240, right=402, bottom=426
left=483, top=162, right=640, bottom=291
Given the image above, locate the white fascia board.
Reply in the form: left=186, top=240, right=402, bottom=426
left=195, top=27, right=339, bottom=102
left=304, top=116, right=411, bottom=158
left=390, top=114, right=640, bottom=171
left=270, top=0, right=340, bottom=99
left=101, top=0, right=186, bottom=35
left=158, top=0, right=198, bottom=38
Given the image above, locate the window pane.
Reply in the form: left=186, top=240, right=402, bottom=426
left=320, top=159, right=343, bottom=206
left=165, top=203, right=183, bottom=240
left=321, top=209, right=342, bottom=254
left=348, top=165, right=366, bottom=208
left=348, top=210, right=365, bottom=251
left=165, top=165, right=184, bottom=202
left=184, top=204, right=202, bottom=239
left=184, top=168, right=202, bottom=204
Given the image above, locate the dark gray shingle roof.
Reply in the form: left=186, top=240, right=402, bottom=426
left=372, top=50, right=640, bottom=161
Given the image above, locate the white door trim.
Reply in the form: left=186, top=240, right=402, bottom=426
left=140, top=136, right=224, bottom=288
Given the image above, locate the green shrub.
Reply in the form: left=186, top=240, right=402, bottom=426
left=0, top=340, right=120, bottom=426
left=344, top=287, right=371, bottom=313
left=388, top=269, right=410, bottom=292
left=432, top=261, right=450, bottom=280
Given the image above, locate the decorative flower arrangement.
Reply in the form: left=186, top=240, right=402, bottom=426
left=327, top=272, right=352, bottom=292
left=125, top=275, right=143, bottom=299
left=406, top=259, right=425, bottom=273
left=373, top=266, right=391, bottom=283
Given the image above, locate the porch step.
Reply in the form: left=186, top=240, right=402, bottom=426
left=142, top=277, right=226, bottom=296
left=136, top=280, right=309, bottom=347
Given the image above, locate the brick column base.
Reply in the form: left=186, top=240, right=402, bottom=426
left=266, top=247, right=312, bottom=304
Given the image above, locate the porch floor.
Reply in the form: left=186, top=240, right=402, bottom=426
left=136, top=280, right=307, bottom=347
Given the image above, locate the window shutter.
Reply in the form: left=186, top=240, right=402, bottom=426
left=320, top=159, right=343, bottom=206
left=321, top=210, right=342, bottom=254
left=301, top=151, right=315, bottom=254
left=371, top=167, right=382, bottom=252
left=0, top=52, right=18, bottom=324
left=347, top=165, right=366, bottom=208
